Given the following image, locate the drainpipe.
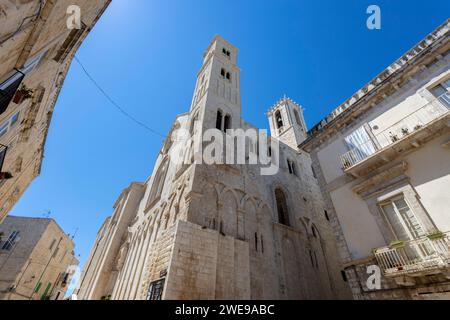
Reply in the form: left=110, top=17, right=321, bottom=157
left=14, top=0, right=57, bottom=70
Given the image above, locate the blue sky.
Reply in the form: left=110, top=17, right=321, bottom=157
left=9, top=0, right=450, bottom=276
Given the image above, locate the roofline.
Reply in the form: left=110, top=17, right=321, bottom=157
left=300, top=18, right=450, bottom=150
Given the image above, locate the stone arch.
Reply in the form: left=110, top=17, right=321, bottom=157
left=218, top=188, right=239, bottom=236
left=197, top=181, right=219, bottom=229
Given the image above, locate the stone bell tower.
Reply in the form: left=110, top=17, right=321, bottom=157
left=267, top=96, right=308, bottom=148
left=190, top=35, right=242, bottom=133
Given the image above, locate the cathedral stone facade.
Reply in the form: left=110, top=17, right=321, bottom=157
left=76, top=36, right=352, bottom=300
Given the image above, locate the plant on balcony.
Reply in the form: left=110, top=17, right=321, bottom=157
left=12, top=85, right=33, bottom=104
left=342, top=159, right=351, bottom=169
left=401, top=127, right=409, bottom=136
left=413, top=124, right=423, bottom=131
left=389, top=240, right=405, bottom=249
left=389, top=132, right=399, bottom=143
left=427, top=231, right=445, bottom=240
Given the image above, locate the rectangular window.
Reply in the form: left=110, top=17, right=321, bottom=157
left=431, top=78, right=450, bottom=108
left=49, top=238, right=57, bottom=250
left=2, top=230, right=20, bottom=250
left=0, top=112, right=20, bottom=138
left=344, top=125, right=377, bottom=163
left=380, top=196, right=425, bottom=240
left=0, top=72, right=25, bottom=115
left=147, top=278, right=165, bottom=300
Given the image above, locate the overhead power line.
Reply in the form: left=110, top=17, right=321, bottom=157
left=73, top=56, right=166, bottom=139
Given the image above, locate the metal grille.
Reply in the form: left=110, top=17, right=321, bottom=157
left=146, top=278, right=165, bottom=301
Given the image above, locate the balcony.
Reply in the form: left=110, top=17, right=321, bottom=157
left=374, top=232, right=450, bottom=280
left=340, top=93, right=450, bottom=176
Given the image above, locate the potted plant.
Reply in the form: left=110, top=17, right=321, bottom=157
left=342, top=159, right=351, bottom=169
left=391, top=134, right=399, bottom=142
left=12, top=85, right=33, bottom=104
left=401, top=127, right=409, bottom=136
left=389, top=240, right=405, bottom=249
left=414, top=124, right=423, bottom=131
left=427, top=231, right=445, bottom=241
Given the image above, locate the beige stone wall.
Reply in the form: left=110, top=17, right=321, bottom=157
left=0, top=0, right=111, bottom=223
left=79, top=35, right=352, bottom=300
left=0, top=216, right=77, bottom=300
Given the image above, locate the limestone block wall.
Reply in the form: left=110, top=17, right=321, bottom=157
left=163, top=220, right=250, bottom=300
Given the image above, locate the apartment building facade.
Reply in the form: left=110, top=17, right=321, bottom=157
left=0, top=0, right=111, bottom=222
left=300, top=20, right=450, bottom=299
left=0, top=216, right=78, bottom=300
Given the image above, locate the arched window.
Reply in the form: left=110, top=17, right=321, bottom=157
left=147, top=157, right=169, bottom=207
left=275, top=188, right=290, bottom=226
left=220, top=68, right=226, bottom=78
left=294, top=109, right=302, bottom=126
left=216, top=110, right=223, bottom=130
left=224, top=115, right=231, bottom=131
left=226, top=72, right=231, bottom=80
left=275, top=110, right=283, bottom=129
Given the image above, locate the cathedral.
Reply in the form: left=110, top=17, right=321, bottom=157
left=76, top=35, right=352, bottom=300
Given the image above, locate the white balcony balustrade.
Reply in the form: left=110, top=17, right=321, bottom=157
left=374, top=232, right=450, bottom=277
left=340, top=92, right=450, bottom=170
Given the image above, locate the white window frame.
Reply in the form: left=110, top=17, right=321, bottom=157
left=379, top=194, right=426, bottom=241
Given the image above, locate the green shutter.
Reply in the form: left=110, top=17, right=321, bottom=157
left=40, top=283, right=52, bottom=300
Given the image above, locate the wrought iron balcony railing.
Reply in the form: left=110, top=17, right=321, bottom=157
left=374, top=232, right=450, bottom=277
left=340, top=92, right=450, bottom=170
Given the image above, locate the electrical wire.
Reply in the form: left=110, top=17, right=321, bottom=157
left=73, top=56, right=166, bottom=139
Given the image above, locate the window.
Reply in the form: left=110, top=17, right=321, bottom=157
left=380, top=196, right=426, bottom=241
left=287, top=159, right=297, bottom=176
left=430, top=78, right=450, bottom=108
left=147, top=278, right=165, bottom=300
left=294, top=109, right=302, bottom=126
left=226, top=72, right=231, bottom=80
left=216, top=110, right=223, bottom=130
left=222, top=48, right=231, bottom=57
left=0, top=112, right=20, bottom=138
left=0, top=72, right=24, bottom=115
left=341, top=270, right=348, bottom=282
left=324, top=210, right=330, bottom=221
left=254, top=233, right=258, bottom=251
left=220, top=68, right=226, bottom=78
left=275, top=188, right=290, bottom=226
left=344, top=125, right=377, bottom=163
left=49, top=238, right=57, bottom=250
left=275, top=110, right=283, bottom=129
left=224, top=115, right=231, bottom=131
left=147, top=157, right=170, bottom=207
left=2, top=230, right=20, bottom=250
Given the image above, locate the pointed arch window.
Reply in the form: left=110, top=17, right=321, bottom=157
left=275, top=188, right=290, bottom=226
left=147, top=157, right=170, bottom=207
left=275, top=110, right=283, bottom=129
left=216, top=110, right=223, bottom=130
left=224, top=115, right=231, bottom=131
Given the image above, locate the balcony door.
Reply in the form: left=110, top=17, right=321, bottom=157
left=431, top=79, right=450, bottom=109
left=344, top=125, right=377, bottom=163
left=381, top=196, right=425, bottom=241
left=381, top=196, right=433, bottom=260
